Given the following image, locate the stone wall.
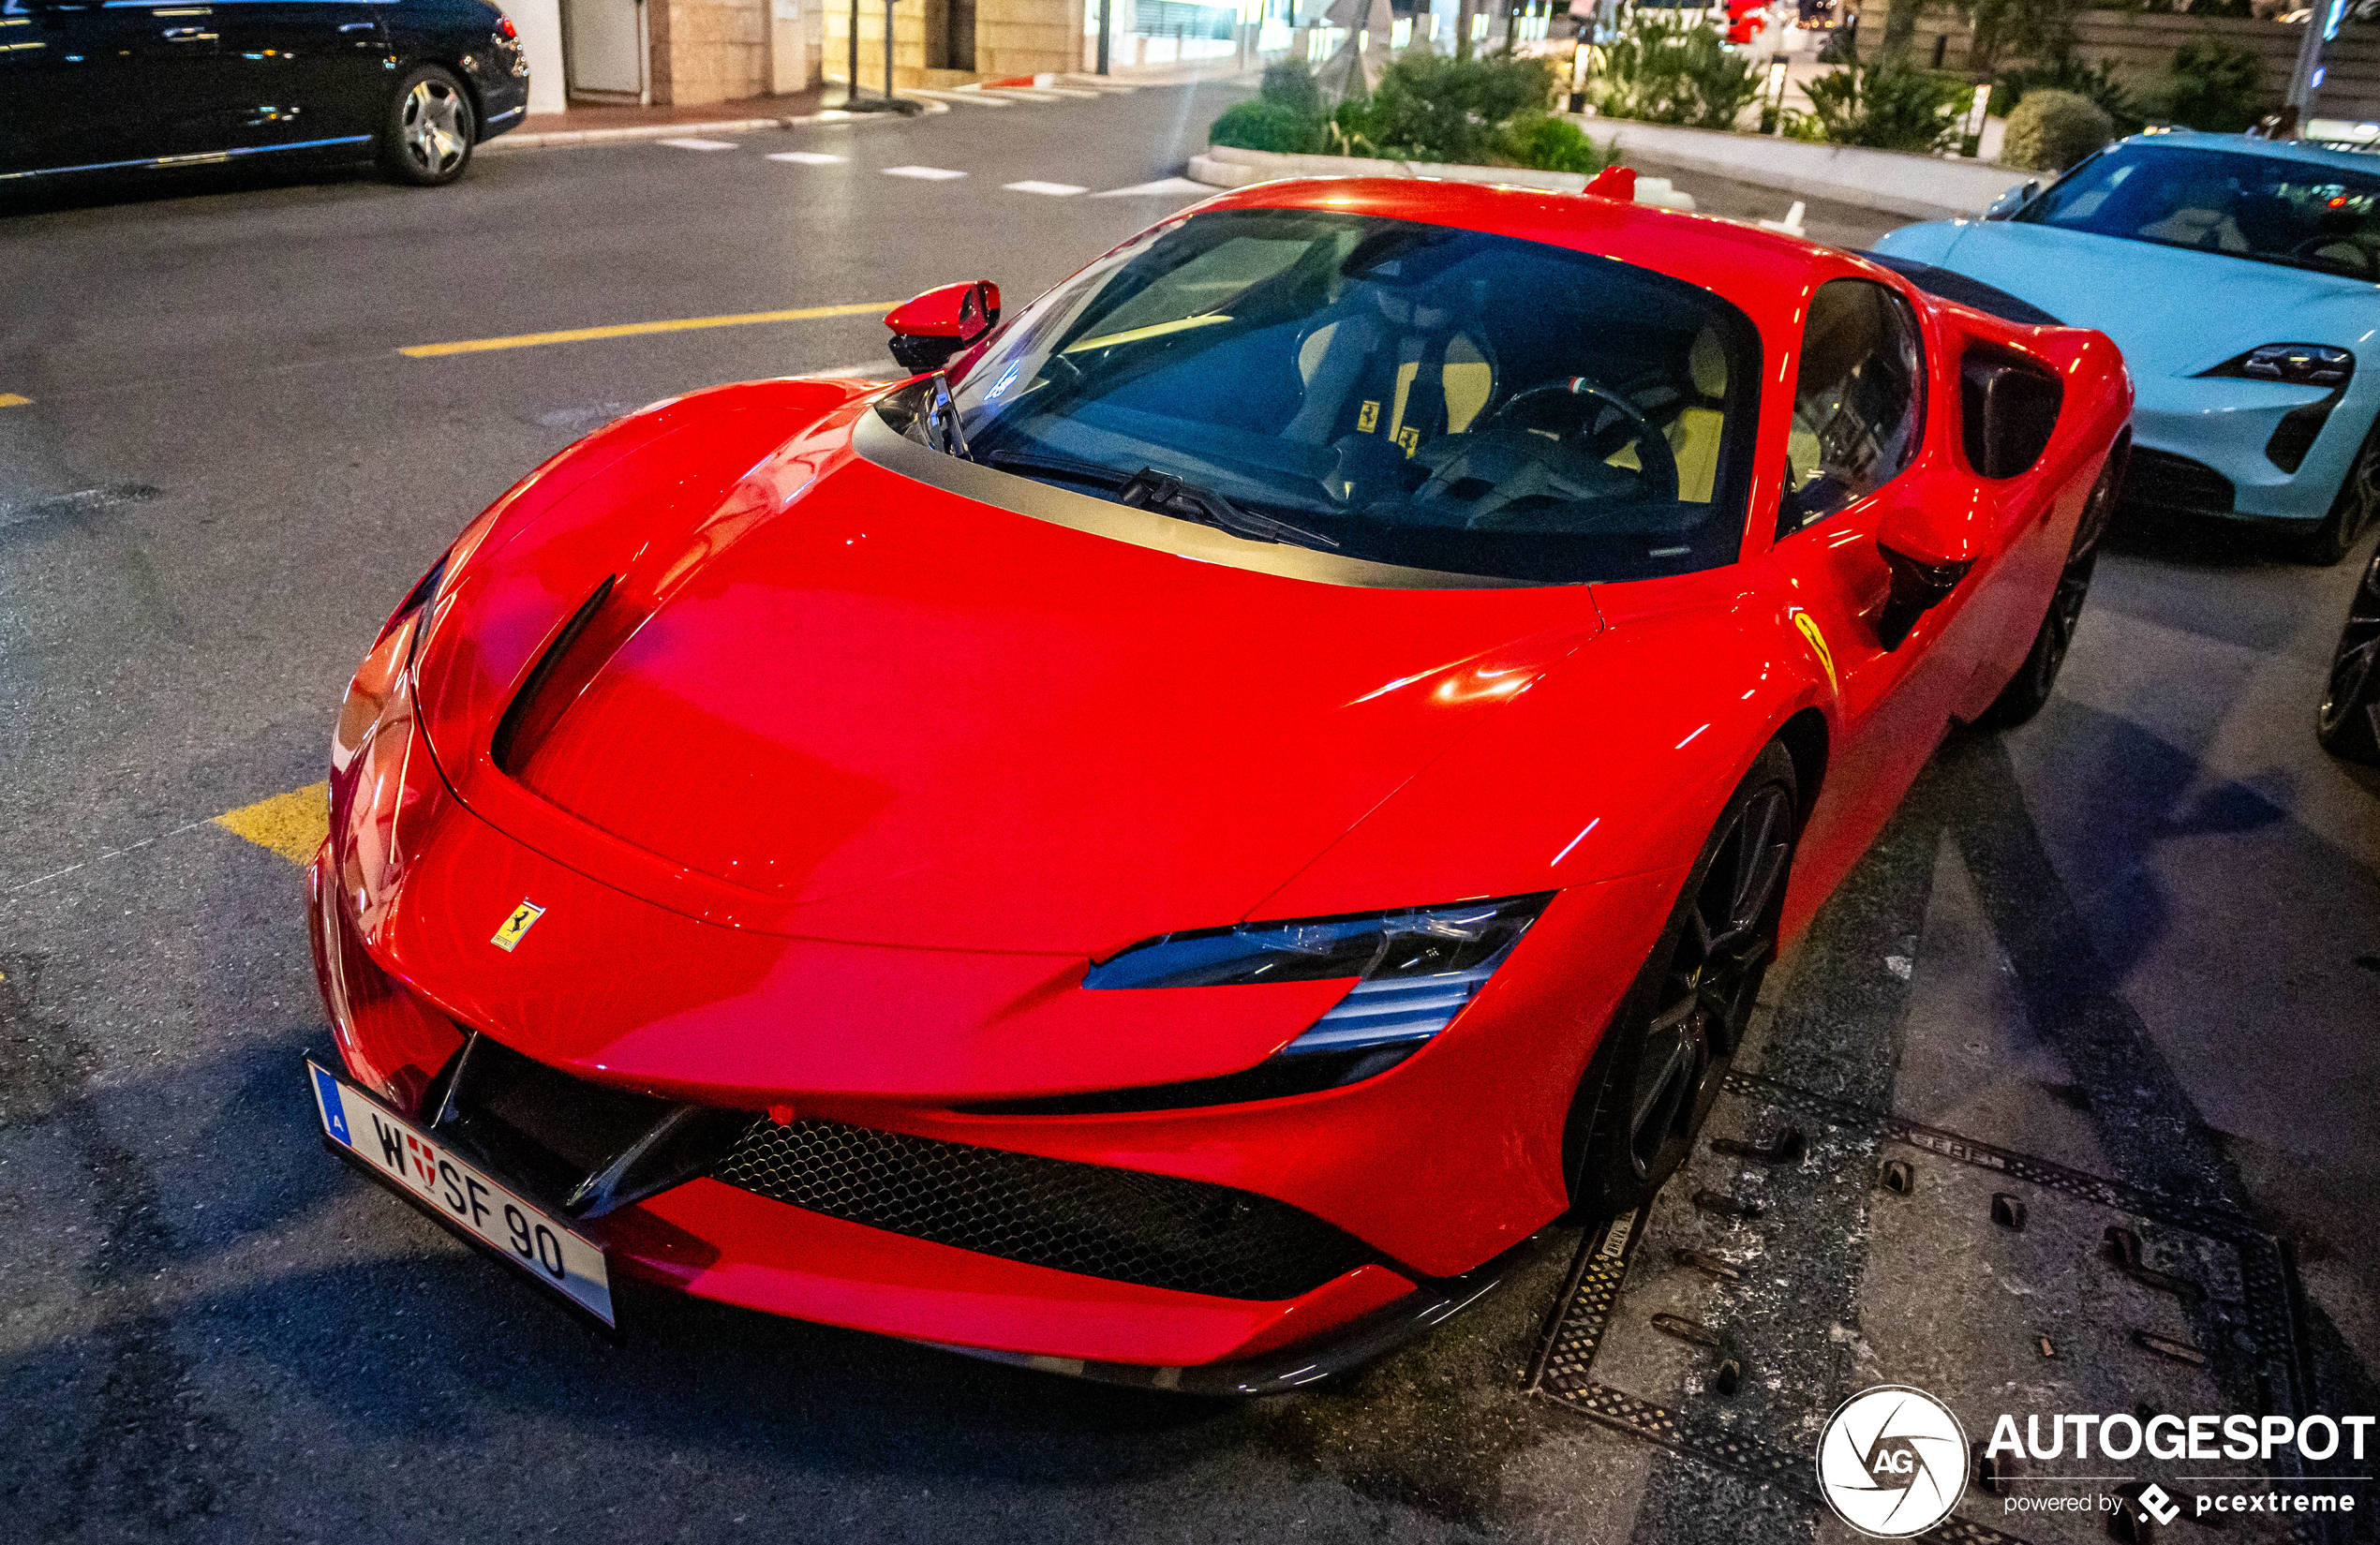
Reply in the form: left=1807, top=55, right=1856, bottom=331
left=1849, top=5, right=2380, bottom=123
left=651, top=0, right=772, bottom=103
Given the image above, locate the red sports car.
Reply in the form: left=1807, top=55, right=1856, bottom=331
left=306, top=177, right=2130, bottom=1392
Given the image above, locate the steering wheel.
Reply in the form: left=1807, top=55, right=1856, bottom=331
left=1475, top=377, right=1676, bottom=488
left=2289, top=235, right=2375, bottom=277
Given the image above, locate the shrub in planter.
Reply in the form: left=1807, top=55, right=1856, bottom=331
left=1210, top=98, right=1322, bottom=154
left=2001, top=88, right=2114, bottom=171
left=2143, top=37, right=2267, bottom=134
left=1503, top=113, right=1614, bottom=173
left=1592, top=12, right=1763, bottom=129
left=1259, top=58, right=1326, bottom=122
left=1803, top=51, right=1971, bottom=152
left=1344, top=51, right=1559, bottom=164
left=1995, top=53, right=2137, bottom=131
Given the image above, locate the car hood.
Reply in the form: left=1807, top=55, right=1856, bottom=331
left=416, top=389, right=1604, bottom=957
left=1876, top=220, right=2379, bottom=379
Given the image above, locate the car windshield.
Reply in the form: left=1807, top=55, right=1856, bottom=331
left=936, top=207, right=1763, bottom=585
left=2016, top=141, right=2380, bottom=280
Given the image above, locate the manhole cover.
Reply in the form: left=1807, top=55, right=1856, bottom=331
left=1528, top=1073, right=2343, bottom=1544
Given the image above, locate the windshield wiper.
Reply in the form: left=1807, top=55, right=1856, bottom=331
left=1114, top=468, right=1340, bottom=550
left=983, top=454, right=1340, bottom=552
left=983, top=450, right=1126, bottom=488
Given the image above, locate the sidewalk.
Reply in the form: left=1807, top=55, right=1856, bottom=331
left=487, top=55, right=1264, bottom=155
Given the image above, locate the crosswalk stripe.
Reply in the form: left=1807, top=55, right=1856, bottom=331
left=882, top=164, right=967, bottom=180
left=1092, top=177, right=1212, bottom=198
left=904, top=88, right=1014, bottom=107
left=660, top=137, right=740, bottom=151
left=767, top=150, right=849, bottom=164
left=1004, top=180, right=1086, bottom=196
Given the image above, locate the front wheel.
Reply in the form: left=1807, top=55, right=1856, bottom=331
left=2295, top=413, right=2380, bottom=567
left=2317, top=546, right=2380, bottom=764
left=1978, top=437, right=2125, bottom=730
left=1568, top=742, right=1799, bottom=1217
left=380, top=67, right=476, bottom=187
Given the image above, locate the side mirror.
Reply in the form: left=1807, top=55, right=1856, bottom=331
left=885, top=280, right=1001, bottom=375
left=1874, top=498, right=1981, bottom=651
left=1981, top=180, right=2038, bottom=221
left=1960, top=350, right=2061, bottom=480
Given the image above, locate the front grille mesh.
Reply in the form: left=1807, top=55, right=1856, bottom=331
left=711, top=1119, right=1379, bottom=1300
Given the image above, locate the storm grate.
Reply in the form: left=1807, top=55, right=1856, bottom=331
left=1526, top=1073, right=2331, bottom=1545
left=711, top=1116, right=1381, bottom=1301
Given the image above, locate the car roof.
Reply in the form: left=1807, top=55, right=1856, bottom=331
left=2115, top=128, right=2380, bottom=177
left=1197, top=177, right=1873, bottom=345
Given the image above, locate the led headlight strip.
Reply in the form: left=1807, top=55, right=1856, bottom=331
left=1087, top=894, right=1554, bottom=1056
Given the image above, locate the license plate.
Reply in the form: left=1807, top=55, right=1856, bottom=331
left=307, top=1060, right=615, bottom=1327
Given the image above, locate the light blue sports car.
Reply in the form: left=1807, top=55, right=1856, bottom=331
left=1873, top=131, right=2380, bottom=563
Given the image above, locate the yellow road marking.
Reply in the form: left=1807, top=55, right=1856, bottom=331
left=214, top=781, right=330, bottom=864
left=399, top=302, right=896, bottom=358
left=0, top=393, right=31, bottom=408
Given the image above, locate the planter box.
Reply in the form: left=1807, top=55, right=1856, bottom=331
left=1185, top=145, right=1700, bottom=209
left=1588, top=119, right=2023, bottom=219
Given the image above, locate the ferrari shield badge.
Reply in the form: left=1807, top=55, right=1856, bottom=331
left=491, top=899, right=545, bottom=952
left=1790, top=609, right=1837, bottom=694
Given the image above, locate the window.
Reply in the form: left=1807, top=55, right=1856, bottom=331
left=1779, top=278, right=1923, bottom=537
left=937, top=208, right=1764, bottom=586
left=2016, top=142, right=2380, bottom=281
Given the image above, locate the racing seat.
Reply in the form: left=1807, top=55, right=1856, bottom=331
left=1285, top=290, right=1498, bottom=499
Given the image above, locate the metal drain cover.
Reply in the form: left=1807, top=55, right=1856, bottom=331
left=1528, top=1073, right=2335, bottom=1544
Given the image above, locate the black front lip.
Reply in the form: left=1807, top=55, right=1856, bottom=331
left=914, top=1226, right=1567, bottom=1397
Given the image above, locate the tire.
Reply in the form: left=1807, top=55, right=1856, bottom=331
left=1977, top=437, right=2126, bottom=730
left=1568, top=742, right=1799, bottom=1217
left=2293, top=412, right=2380, bottom=567
left=379, top=66, right=476, bottom=187
left=2317, top=545, right=2380, bottom=765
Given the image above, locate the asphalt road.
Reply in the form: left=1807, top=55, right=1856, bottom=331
left=4, top=82, right=2377, bottom=1545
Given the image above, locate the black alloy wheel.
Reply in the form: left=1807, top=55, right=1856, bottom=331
left=1978, top=437, right=2126, bottom=730
left=1569, top=742, right=1799, bottom=1215
left=380, top=66, right=477, bottom=187
left=2296, top=412, right=2380, bottom=567
left=2317, top=544, right=2380, bottom=765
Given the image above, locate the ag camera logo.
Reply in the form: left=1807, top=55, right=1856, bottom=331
left=1817, top=1385, right=1971, bottom=1538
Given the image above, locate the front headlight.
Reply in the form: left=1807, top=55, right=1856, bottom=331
left=1087, top=893, right=1554, bottom=1057
left=2204, top=344, right=2354, bottom=389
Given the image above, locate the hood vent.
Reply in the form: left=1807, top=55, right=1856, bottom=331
left=492, top=575, right=639, bottom=776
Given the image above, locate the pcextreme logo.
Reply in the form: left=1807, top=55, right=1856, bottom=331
left=1816, top=1385, right=1969, bottom=1538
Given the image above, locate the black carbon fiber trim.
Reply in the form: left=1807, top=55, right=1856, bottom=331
left=711, top=1117, right=1381, bottom=1300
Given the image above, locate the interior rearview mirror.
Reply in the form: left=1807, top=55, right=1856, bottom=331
left=885, top=280, right=1001, bottom=375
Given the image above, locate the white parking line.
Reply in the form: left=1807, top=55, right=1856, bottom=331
left=1093, top=177, right=1212, bottom=198
left=767, top=150, right=849, bottom=164
left=1004, top=180, right=1087, bottom=196
left=660, top=137, right=740, bottom=151
left=882, top=165, right=967, bottom=180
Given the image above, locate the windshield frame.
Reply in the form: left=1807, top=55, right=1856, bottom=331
left=889, top=206, right=1767, bottom=589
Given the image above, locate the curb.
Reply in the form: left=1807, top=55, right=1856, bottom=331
left=1185, top=145, right=1698, bottom=211
left=484, top=98, right=950, bottom=154
left=1583, top=118, right=2018, bottom=219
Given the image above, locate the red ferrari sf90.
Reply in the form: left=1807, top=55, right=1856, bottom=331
left=306, top=178, right=2130, bottom=1392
